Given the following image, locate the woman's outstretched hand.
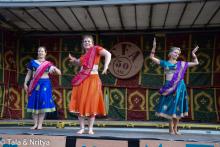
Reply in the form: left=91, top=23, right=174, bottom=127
left=150, top=37, right=156, bottom=57
left=102, top=66, right=108, bottom=74
left=69, top=54, right=77, bottom=63
left=192, top=45, right=199, bottom=58
left=152, top=37, right=156, bottom=50
left=149, top=37, right=160, bottom=64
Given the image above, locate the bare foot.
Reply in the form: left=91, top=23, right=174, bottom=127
left=169, top=131, right=175, bottom=135
left=174, top=130, right=182, bottom=135
left=77, top=128, right=85, bottom=134
left=169, top=127, right=175, bottom=135
left=30, top=125, right=38, bottom=130
left=37, top=126, right=43, bottom=130
left=88, top=130, right=94, bottom=135
left=175, top=131, right=182, bottom=135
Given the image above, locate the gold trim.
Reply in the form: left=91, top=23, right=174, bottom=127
left=138, top=71, right=142, bottom=85
left=156, top=112, right=188, bottom=120
left=69, top=110, right=106, bottom=117
left=125, top=88, right=127, bottom=120
left=10, top=87, right=20, bottom=109
left=1, top=86, right=5, bottom=118
left=214, top=88, right=219, bottom=121
left=146, top=89, right=149, bottom=120
left=63, top=89, right=67, bottom=119
left=190, top=88, right=194, bottom=120
left=0, top=120, right=219, bottom=130
left=211, top=35, right=216, bottom=85
left=16, top=39, right=19, bottom=82
left=149, top=91, right=159, bottom=111
left=27, top=108, right=56, bottom=114
left=22, top=89, right=24, bottom=119
left=59, top=38, right=62, bottom=85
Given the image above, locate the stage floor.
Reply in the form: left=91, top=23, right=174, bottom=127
left=0, top=126, right=220, bottom=143
left=1, top=120, right=220, bottom=147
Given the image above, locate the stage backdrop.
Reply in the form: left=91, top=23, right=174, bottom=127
left=0, top=29, right=220, bottom=122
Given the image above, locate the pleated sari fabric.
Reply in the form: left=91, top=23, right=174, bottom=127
left=69, top=46, right=106, bottom=116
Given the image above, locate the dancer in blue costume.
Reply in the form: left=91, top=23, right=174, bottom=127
left=24, top=46, right=61, bottom=129
left=150, top=38, right=199, bottom=135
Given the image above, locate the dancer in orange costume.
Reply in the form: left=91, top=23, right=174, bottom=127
left=69, top=35, right=111, bottom=134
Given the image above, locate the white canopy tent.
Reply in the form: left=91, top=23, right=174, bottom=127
left=0, top=0, right=219, bottom=32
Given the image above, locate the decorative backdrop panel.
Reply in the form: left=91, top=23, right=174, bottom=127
left=127, top=88, right=146, bottom=121
left=192, top=88, right=217, bottom=122
left=108, top=87, right=126, bottom=120
left=0, top=30, right=219, bottom=122
left=189, top=34, right=214, bottom=87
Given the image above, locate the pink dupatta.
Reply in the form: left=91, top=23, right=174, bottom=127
left=71, top=46, right=98, bottom=86
left=28, top=61, right=53, bottom=96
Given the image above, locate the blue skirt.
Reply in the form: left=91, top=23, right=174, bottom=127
left=27, top=79, right=56, bottom=114
left=156, top=80, right=188, bottom=119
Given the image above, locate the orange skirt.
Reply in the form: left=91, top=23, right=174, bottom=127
left=69, top=74, right=106, bottom=116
